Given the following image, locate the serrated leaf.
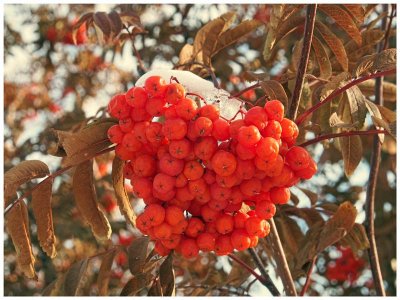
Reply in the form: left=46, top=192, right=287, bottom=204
left=97, top=249, right=117, bottom=296
left=128, top=236, right=150, bottom=276
left=120, top=273, right=152, bottom=296
left=311, top=36, right=332, bottom=80
left=73, top=160, right=111, bottom=241
left=112, top=156, right=136, bottom=227
left=5, top=201, right=36, bottom=279
left=260, top=80, right=288, bottom=109
left=63, top=259, right=89, bottom=296
left=32, top=178, right=56, bottom=258
left=319, top=5, right=362, bottom=46
left=213, top=20, right=262, bottom=55
left=72, top=12, right=93, bottom=45
left=342, top=4, right=365, bottom=25
left=339, top=223, right=370, bottom=252
left=159, top=254, right=175, bottom=296
left=339, top=133, right=363, bottom=177
left=346, top=29, right=384, bottom=62
left=358, top=80, right=396, bottom=101
left=354, top=48, right=396, bottom=77
left=4, top=160, right=50, bottom=204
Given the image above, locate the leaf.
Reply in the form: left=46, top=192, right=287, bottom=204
left=93, top=12, right=112, bottom=43
left=342, top=4, right=365, bottom=25
left=329, top=112, right=357, bottom=129
left=178, top=44, right=194, bottom=65
left=72, top=12, right=94, bottom=45
left=97, top=249, right=117, bottom=296
left=242, top=71, right=270, bottom=82
left=112, top=156, right=136, bottom=228
left=32, top=178, right=56, bottom=258
left=147, top=278, right=162, bottom=296
left=259, top=80, right=289, bottom=109
left=119, top=11, right=142, bottom=28
left=159, top=254, right=175, bottom=296
left=51, top=119, right=115, bottom=167
left=346, top=29, right=384, bottom=62
left=364, top=99, right=385, bottom=142
left=63, top=259, right=89, bottom=296
left=120, top=273, right=152, bottom=296
left=339, top=223, right=370, bottom=252
left=358, top=80, right=396, bottom=102
left=311, top=36, right=332, bottom=79
left=315, top=21, right=348, bottom=71
left=73, top=160, right=111, bottom=241
left=4, top=160, right=50, bottom=204
left=107, top=11, right=123, bottom=38
left=127, top=236, right=150, bottom=276
left=295, top=201, right=357, bottom=272
left=354, top=48, right=396, bottom=77
left=344, top=85, right=367, bottom=130
left=5, top=202, right=36, bottom=279
left=338, top=133, right=363, bottom=177
left=213, top=20, right=262, bottom=55
left=319, top=5, right=362, bottom=46
left=377, top=104, right=396, bottom=123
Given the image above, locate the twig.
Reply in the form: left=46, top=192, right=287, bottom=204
left=288, top=4, right=317, bottom=120
left=229, top=82, right=261, bottom=99
left=247, top=248, right=280, bottom=296
left=295, top=68, right=396, bottom=125
left=227, top=253, right=280, bottom=296
left=123, top=25, right=147, bottom=73
left=300, top=256, right=316, bottom=296
left=298, top=129, right=388, bottom=147
left=267, top=218, right=297, bottom=296
left=364, top=4, right=391, bottom=296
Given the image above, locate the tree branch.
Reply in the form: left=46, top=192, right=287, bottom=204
left=298, top=129, right=388, bottom=147
left=266, top=218, right=297, bottom=296
left=124, top=25, right=147, bottom=74
left=294, top=68, right=396, bottom=126
left=287, top=4, right=317, bottom=120
left=300, top=256, right=316, bottom=296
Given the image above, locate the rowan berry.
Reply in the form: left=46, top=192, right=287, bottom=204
left=161, top=234, right=182, bottom=249
left=215, top=235, right=234, bottom=256
left=194, top=136, right=218, bottom=161
left=163, top=118, right=188, bottom=140
left=295, top=159, right=317, bottom=179
left=175, top=98, right=198, bottom=120
left=145, top=122, right=163, bottom=143
left=237, top=125, right=261, bottom=147
left=134, top=154, right=157, bottom=177
left=235, top=159, right=256, bottom=180
left=264, top=100, right=284, bottom=122
left=108, top=125, right=124, bottom=144
left=144, top=76, right=167, bottom=98
left=256, top=137, right=279, bottom=160
left=212, top=119, right=230, bottom=141
left=108, top=94, right=131, bottom=119
left=122, top=132, right=142, bottom=152
left=154, top=240, right=171, bottom=256
left=119, top=118, right=134, bottom=133
left=159, top=154, right=184, bottom=176
left=231, top=229, right=251, bottom=251
left=131, top=177, right=153, bottom=199
left=208, top=198, right=229, bottom=211
left=269, top=187, right=290, bottom=204
left=175, top=186, right=195, bottom=202
left=234, top=211, right=249, bottom=229
left=126, top=86, right=148, bottom=108
left=281, top=118, right=299, bottom=142
left=240, top=178, right=262, bottom=197
left=180, top=238, right=199, bottom=259
left=153, top=222, right=172, bottom=239
left=171, top=219, right=188, bottom=234
left=194, top=116, right=213, bottom=137
left=183, top=160, right=204, bottom=180
left=130, top=107, right=151, bottom=122
left=285, top=146, right=311, bottom=171
left=244, top=106, right=268, bottom=130
left=188, top=178, right=207, bottom=196
left=164, top=105, right=178, bottom=119
left=211, top=150, right=237, bottom=177
left=199, top=104, right=220, bottom=121
left=201, top=205, right=219, bottom=222
left=196, top=232, right=216, bottom=251
left=262, top=120, right=282, bottom=140
left=169, top=138, right=192, bottom=159
left=145, top=96, right=167, bottom=117
left=255, top=201, right=276, bottom=219
left=215, top=214, right=234, bottom=234
left=165, top=83, right=185, bottom=104
left=229, top=119, right=245, bottom=139
left=210, top=183, right=232, bottom=202
left=153, top=173, right=176, bottom=193
left=185, top=217, right=205, bottom=238
left=245, top=216, right=266, bottom=237
left=235, top=143, right=256, bottom=160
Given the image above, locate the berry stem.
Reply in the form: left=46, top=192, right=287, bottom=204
left=364, top=4, right=393, bottom=296
left=298, top=129, right=388, bottom=147
left=4, top=146, right=116, bottom=215
left=227, top=253, right=280, bottom=296
left=287, top=4, right=317, bottom=120
left=300, top=256, right=316, bottom=296
left=247, top=248, right=281, bottom=296
left=294, top=68, right=396, bottom=126
left=266, top=218, right=297, bottom=296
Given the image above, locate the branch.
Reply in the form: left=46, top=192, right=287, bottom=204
left=364, top=4, right=392, bottom=296
left=229, top=82, right=261, bottom=99
left=295, top=68, right=396, bottom=125
left=298, top=129, right=389, bottom=147
left=288, top=4, right=317, bottom=120
left=266, top=218, right=297, bottom=296
left=227, top=253, right=279, bottom=296
left=300, top=256, right=316, bottom=296
left=247, top=248, right=280, bottom=296
left=124, top=25, right=147, bottom=74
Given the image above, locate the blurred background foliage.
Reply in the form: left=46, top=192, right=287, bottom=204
left=4, top=3, right=396, bottom=296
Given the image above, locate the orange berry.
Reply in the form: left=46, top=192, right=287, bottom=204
left=215, top=213, right=234, bottom=234
left=185, top=217, right=205, bottom=238
left=196, top=232, right=216, bottom=251
left=180, top=238, right=199, bottom=259
left=165, top=206, right=184, bottom=226
left=215, top=235, right=234, bottom=256
left=153, top=222, right=173, bottom=239
left=211, top=150, right=237, bottom=177
left=231, top=229, right=251, bottom=251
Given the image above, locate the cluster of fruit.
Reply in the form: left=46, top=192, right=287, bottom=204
left=107, top=75, right=317, bottom=258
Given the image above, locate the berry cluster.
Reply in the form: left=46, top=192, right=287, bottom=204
left=107, top=75, right=317, bottom=258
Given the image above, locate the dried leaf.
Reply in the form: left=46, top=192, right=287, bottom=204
left=346, top=29, right=384, bottom=62
left=311, top=36, right=332, bottom=79
left=320, top=72, right=350, bottom=101
left=5, top=202, right=36, bottom=279
left=4, top=160, right=50, bottom=204
left=107, top=11, right=123, bottom=38
left=319, top=5, right=362, bottom=46
left=93, top=12, right=112, bottom=42
left=119, top=11, right=142, bottom=28
left=340, top=223, right=370, bottom=252
left=63, top=259, right=89, bottom=296
left=112, top=156, right=136, bottom=227
left=315, top=21, right=348, bottom=71
left=128, top=236, right=150, bottom=276
left=242, top=71, right=270, bottom=82
left=377, top=104, right=396, bottom=123
left=147, top=278, right=162, bottom=296
left=344, top=85, right=367, bottom=130
left=159, top=254, right=175, bottom=296
left=364, top=99, right=385, bottom=142
left=338, top=133, right=363, bottom=177
left=32, top=178, right=56, bottom=258
left=354, top=48, right=396, bottom=77
left=73, top=160, right=111, bottom=241
left=72, top=12, right=93, bottom=45
left=97, top=249, right=117, bottom=296
left=329, top=112, right=357, bottom=129
left=358, top=80, right=396, bottom=101
left=120, top=273, right=152, bottom=296
left=259, top=80, right=289, bottom=109
left=342, top=4, right=365, bottom=24
left=178, top=44, right=194, bottom=65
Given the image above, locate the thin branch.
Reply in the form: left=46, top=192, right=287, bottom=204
left=288, top=4, right=317, bottom=120
left=229, top=82, right=260, bottom=99
left=227, top=253, right=279, bottom=296
left=295, top=68, right=396, bottom=126
left=364, top=4, right=391, bottom=296
left=247, top=248, right=280, bottom=296
left=298, top=129, right=388, bottom=147
left=124, top=25, right=147, bottom=73
left=300, top=256, right=316, bottom=296
left=267, top=218, right=297, bottom=296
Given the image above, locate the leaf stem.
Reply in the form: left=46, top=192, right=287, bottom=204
left=287, top=4, right=317, bottom=120
left=295, top=69, right=396, bottom=126
left=300, top=256, right=316, bottom=296
left=298, top=129, right=388, bottom=148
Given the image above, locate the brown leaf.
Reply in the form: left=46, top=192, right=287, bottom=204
left=320, top=72, right=350, bottom=101
left=311, top=36, right=332, bottom=80
left=119, top=11, right=142, bottom=28
left=344, top=85, right=367, bottom=130
left=259, top=80, right=288, bottom=109
left=340, top=223, right=370, bottom=252
left=147, top=278, right=162, bottom=296
left=107, top=11, right=123, bottom=38
left=346, top=29, right=384, bottom=63
left=377, top=104, right=396, bottom=123
left=4, top=160, right=50, bottom=205
left=358, top=80, right=396, bottom=102
left=72, top=12, right=94, bottom=45
left=97, top=249, right=117, bottom=296
left=63, top=259, right=89, bottom=296
left=315, top=21, right=348, bottom=71
left=364, top=99, right=385, bottom=142
left=93, top=12, right=112, bottom=42
left=242, top=71, right=270, bottom=82
left=159, top=254, right=175, bottom=296
left=354, top=48, right=396, bottom=77
left=32, top=178, right=56, bottom=258
left=5, top=201, right=36, bottom=279
left=73, top=160, right=111, bottom=241
left=319, top=5, right=362, bottom=46
left=338, top=133, right=363, bottom=177
left=128, top=236, right=150, bottom=276
left=178, top=44, right=194, bottom=65
left=342, top=4, right=365, bottom=24
left=120, top=273, right=152, bottom=296
left=112, top=156, right=136, bottom=227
